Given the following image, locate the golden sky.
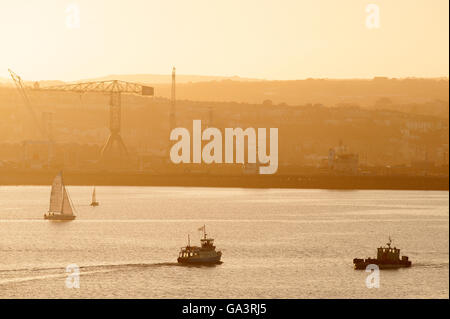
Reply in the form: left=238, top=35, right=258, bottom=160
left=0, top=0, right=448, bottom=81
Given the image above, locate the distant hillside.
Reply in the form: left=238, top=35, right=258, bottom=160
left=151, top=77, right=449, bottom=116
left=0, top=84, right=448, bottom=168
left=1, top=73, right=262, bottom=86
left=4, top=74, right=449, bottom=117
left=0, top=76, right=64, bottom=88
left=79, top=74, right=264, bottom=84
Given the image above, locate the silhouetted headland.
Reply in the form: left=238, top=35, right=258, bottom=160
left=0, top=168, right=447, bottom=190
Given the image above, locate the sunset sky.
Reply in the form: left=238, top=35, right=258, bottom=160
left=0, top=0, right=448, bottom=81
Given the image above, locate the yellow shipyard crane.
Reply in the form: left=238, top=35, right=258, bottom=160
left=39, top=79, right=154, bottom=164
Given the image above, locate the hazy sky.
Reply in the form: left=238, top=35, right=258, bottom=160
left=0, top=0, right=448, bottom=81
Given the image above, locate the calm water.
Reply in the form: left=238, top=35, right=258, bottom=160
left=0, top=186, right=448, bottom=298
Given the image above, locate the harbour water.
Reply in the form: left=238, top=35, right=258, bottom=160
left=0, top=186, right=448, bottom=298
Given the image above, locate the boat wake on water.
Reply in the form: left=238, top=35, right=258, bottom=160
left=0, top=269, right=114, bottom=285
left=412, top=262, right=449, bottom=269
left=0, top=262, right=184, bottom=275
left=0, top=262, right=195, bottom=286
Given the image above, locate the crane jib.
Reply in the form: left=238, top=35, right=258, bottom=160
left=7, top=73, right=155, bottom=165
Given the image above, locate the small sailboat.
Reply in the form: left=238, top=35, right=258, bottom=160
left=44, top=172, right=76, bottom=221
left=90, top=187, right=99, bottom=207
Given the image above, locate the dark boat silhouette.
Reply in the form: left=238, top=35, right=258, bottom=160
left=353, top=237, right=411, bottom=269
left=90, top=187, right=99, bottom=206
left=177, top=225, right=222, bottom=264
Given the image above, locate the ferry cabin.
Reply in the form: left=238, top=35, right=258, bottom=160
left=201, top=238, right=215, bottom=249
left=178, top=238, right=216, bottom=259
left=179, top=246, right=200, bottom=259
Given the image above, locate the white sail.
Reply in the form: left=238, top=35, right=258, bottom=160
left=92, top=187, right=96, bottom=203
left=48, top=172, right=74, bottom=216
left=62, top=186, right=74, bottom=216
left=49, top=172, right=63, bottom=213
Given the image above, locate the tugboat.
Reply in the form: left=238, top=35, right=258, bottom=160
left=177, top=225, right=222, bottom=264
left=353, top=237, right=412, bottom=269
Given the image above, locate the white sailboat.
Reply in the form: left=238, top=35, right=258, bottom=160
left=44, top=172, right=76, bottom=221
left=90, top=186, right=99, bottom=206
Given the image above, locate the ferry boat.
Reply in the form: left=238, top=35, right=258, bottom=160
left=353, top=237, right=412, bottom=269
left=177, top=225, right=222, bottom=264
left=44, top=172, right=76, bottom=221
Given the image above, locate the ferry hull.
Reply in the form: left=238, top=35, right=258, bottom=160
left=44, top=214, right=76, bottom=221
left=177, top=254, right=222, bottom=264
left=178, top=227, right=222, bottom=265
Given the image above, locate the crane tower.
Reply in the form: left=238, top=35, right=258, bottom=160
left=40, top=80, right=154, bottom=165
left=170, top=67, right=176, bottom=131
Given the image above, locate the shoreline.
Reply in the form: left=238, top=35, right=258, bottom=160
left=0, top=169, right=448, bottom=191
